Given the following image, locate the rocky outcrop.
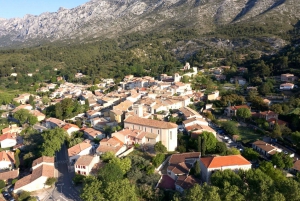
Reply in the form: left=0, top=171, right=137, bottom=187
left=0, top=0, right=299, bottom=48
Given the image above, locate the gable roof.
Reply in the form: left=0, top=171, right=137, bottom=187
left=62, top=123, right=79, bottom=131
left=32, top=156, right=54, bottom=167
left=175, top=175, right=199, bottom=190
left=75, top=155, right=95, bottom=166
left=200, top=155, right=250, bottom=168
left=169, top=152, right=200, bottom=164
left=0, top=133, right=17, bottom=141
left=230, top=105, right=250, bottom=110
left=14, top=164, right=54, bottom=190
left=0, top=151, right=15, bottom=163
left=0, top=169, right=19, bottom=181
left=124, top=116, right=177, bottom=129
left=68, top=140, right=92, bottom=157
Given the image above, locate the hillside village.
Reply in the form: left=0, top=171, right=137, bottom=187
left=1, top=62, right=300, bottom=201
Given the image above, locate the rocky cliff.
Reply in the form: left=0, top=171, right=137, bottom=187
left=0, top=0, right=299, bottom=48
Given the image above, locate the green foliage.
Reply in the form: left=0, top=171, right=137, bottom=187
left=222, top=121, right=239, bottom=136
left=242, top=148, right=259, bottom=161
left=185, top=183, right=221, bottom=201
left=109, top=157, right=131, bottom=175
left=45, top=98, right=84, bottom=120
left=0, top=180, right=5, bottom=189
left=101, top=151, right=115, bottom=162
left=216, top=142, right=227, bottom=155
left=98, top=163, right=123, bottom=186
left=190, top=160, right=201, bottom=178
left=272, top=123, right=282, bottom=138
left=236, top=108, right=251, bottom=120
left=104, top=179, right=138, bottom=201
left=40, top=127, right=67, bottom=156
left=14, top=148, right=20, bottom=168
left=201, top=131, right=218, bottom=153
left=226, top=148, right=240, bottom=155
left=271, top=153, right=294, bottom=169
left=154, top=141, right=167, bottom=153
left=220, top=94, right=245, bottom=106
left=81, top=176, right=103, bottom=201
left=11, top=179, right=18, bottom=185
left=152, top=153, right=165, bottom=168
left=73, top=173, right=85, bottom=185
left=13, top=109, right=37, bottom=125
left=45, top=177, right=57, bottom=186
left=18, top=191, right=31, bottom=201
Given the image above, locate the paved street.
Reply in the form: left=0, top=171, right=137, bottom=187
left=45, top=144, right=82, bottom=201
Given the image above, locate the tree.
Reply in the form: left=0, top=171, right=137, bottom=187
left=272, top=153, right=293, bottom=169
left=185, top=184, right=204, bottom=201
left=73, top=174, right=85, bottom=185
left=181, top=75, right=189, bottom=83
left=271, top=123, right=282, bottom=138
left=152, top=153, right=165, bottom=168
left=236, top=108, right=251, bottom=121
left=226, top=148, right=240, bottom=155
left=216, top=142, right=227, bottom=155
left=242, top=148, right=259, bottom=161
left=45, top=177, right=57, bottom=186
left=98, top=163, right=123, bottom=186
left=190, top=160, right=201, bottom=178
left=0, top=179, right=5, bottom=189
left=201, top=132, right=218, bottom=153
left=292, top=131, right=300, bottom=147
left=14, top=148, right=20, bottom=168
left=28, top=115, right=38, bottom=125
left=259, top=161, right=286, bottom=182
left=104, top=179, right=138, bottom=201
left=109, top=157, right=131, bottom=175
left=278, top=179, right=300, bottom=201
left=81, top=176, right=103, bottom=201
left=127, top=167, right=143, bottom=183
left=28, top=95, right=35, bottom=108
left=18, top=191, right=31, bottom=201
left=101, top=151, right=115, bottom=162
left=13, top=109, right=30, bottom=124
left=154, top=141, right=167, bottom=153
left=40, top=128, right=67, bottom=156
left=222, top=121, right=239, bottom=135
left=197, top=136, right=202, bottom=152
left=201, top=137, right=206, bottom=156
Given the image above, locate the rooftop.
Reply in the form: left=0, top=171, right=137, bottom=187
left=124, top=116, right=177, bottom=129
left=200, top=155, right=251, bottom=168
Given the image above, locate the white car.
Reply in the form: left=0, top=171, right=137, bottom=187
left=178, top=128, right=184, bottom=132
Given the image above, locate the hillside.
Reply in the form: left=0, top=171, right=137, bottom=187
left=0, top=0, right=299, bottom=48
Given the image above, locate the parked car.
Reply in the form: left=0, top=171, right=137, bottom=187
left=178, top=128, right=184, bottom=132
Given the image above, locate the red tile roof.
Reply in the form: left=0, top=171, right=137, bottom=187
left=200, top=155, right=250, bottom=168
left=68, top=140, right=92, bottom=157
left=0, top=133, right=17, bottom=141
left=0, top=169, right=19, bottom=181
left=0, top=151, right=15, bottom=163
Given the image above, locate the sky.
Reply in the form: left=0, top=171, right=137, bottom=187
left=0, top=0, right=89, bottom=19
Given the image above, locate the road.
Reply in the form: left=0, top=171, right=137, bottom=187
left=45, top=144, right=82, bottom=201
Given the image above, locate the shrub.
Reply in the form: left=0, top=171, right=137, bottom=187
left=0, top=180, right=5, bottom=189
left=152, top=153, right=165, bottom=168
left=45, top=177, right=57, bottom=186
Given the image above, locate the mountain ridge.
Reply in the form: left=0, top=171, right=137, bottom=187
left=0, top=0, right=299, bottom=48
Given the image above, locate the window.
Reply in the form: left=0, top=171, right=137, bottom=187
left=82, top=166, right=86, bottom=169
left=158, top=130, right=160, bottom=134
left=148, top=138, right=150, bottom=142
left=145, top=127, right=146, bottom=131
left=151, top=128, right=152, bottom=133
left=170, top=131, right=172, bottom=140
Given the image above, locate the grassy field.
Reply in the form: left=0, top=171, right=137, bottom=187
left=238, top=126, right=263, bottom=144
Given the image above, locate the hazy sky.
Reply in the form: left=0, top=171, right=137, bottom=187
left=0, top=0, right=89, bottom=19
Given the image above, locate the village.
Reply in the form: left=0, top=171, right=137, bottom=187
left=0, top=62, right=300, bottom=201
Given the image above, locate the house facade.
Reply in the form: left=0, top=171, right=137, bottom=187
left=0, top=151, right=15, bottom=170
left=124, top=116, right=178, bottom=151
left=280, top=83, right=294, bottom=90
left=224, top=105, right=250, bottom=117
left=0, top=133, right=17, bottom=148
left=200, top=155, right=251, bottom=183
left=68, top=140, right=93, bottom=164
left=74, top=155, right=100, bottom=176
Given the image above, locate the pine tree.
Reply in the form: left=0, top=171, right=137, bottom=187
left=198, top=136, right=202, bottom=152
left=201, top=137, right=206, bottom=156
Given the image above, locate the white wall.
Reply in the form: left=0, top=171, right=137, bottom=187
left=1, top=139, right=17, bottom=148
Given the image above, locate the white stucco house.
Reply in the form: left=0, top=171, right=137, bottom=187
left=74, top=155, right=100, bottom=176
left=0, top=133, right=17, bottom=148
left=62, top=123, right=80, bottom=136
left=280, top=83, right=294, bottom=90
left=200, top=155, right=251, bottom=183
left=68, top=140, right=93, bottom=164
left=0, top=151, right=15, bottom=170
left=13, top=156, right=56, bottom=193
left=83, top=127, right=105, bottom=140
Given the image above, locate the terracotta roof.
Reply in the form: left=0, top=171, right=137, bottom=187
left=0, top=169, right=19, bottom=181
left=29, top=110, right=46, bottom=117
left=68, top=140, right=92, bottom=157
left=124, top=116, right=177, bottom=129
left=158, top=175, right=175, bottom=190
left=168, top=162, right=192, bottom=175
left=280, top=83, right=294, bottom=87
left=230, top=105, right=250, bottom=110
left=75, top=155, right=95, bottom=166
left=183, top=117, right=207, bottom=125
left=267, top=118, right=287, bottom=125
left=0, top=133, right=17, bottom=141
left=175, top=175, right=199, bottom=190
left=63, top=123, right=79, bottom=131
left=32, top=156, right=54, bottom=167
left=15, top=164, right=54, bottom=190
left=0, top=151, right=15, bottom=163
left=200, top=155, right=250, bottom=168
left=293, top=160, right=300, bottom=171
left=169, top=152, right=200, bottom=164
left=84, top=128, right=102, bottom=138
left=253, top=140, right=277, bottom=152
left=46, top=118, right=65, bottom=127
